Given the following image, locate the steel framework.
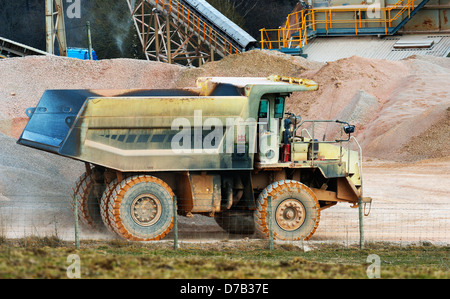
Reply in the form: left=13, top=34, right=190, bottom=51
left=126, top=0, right=247, bottom=66
left=45, top=0, right=67, bottom=56
left=260, top=0, right=433, bottom=51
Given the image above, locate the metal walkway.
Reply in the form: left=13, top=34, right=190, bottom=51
left=126, top=0, right=257, bottom=66
left=260, top=0, right=433, bottom=52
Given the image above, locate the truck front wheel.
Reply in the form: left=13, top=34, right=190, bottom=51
left=254, top=180, right=321, bottom=241
left=107, top=175, right=175, bottom=241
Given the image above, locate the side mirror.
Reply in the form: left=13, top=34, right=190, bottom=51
left=344, top=125, right=355, bottom=134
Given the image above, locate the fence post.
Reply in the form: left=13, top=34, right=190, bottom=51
left=359, top=197, right=365, bottom=250
left=173, top=195, right=179, bottom=250
left=268, top=196, right=274, bottom=250
left=86, top=21, right=93, bottom=60
left=73, top=194, right=80, bottom=249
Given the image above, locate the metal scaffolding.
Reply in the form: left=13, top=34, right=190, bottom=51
left=45, top=0, right=67, bottom=56
left=126, top=0, right=256, bottom=66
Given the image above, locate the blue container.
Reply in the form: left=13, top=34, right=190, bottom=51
left=67, top=48, right=98, bottom=60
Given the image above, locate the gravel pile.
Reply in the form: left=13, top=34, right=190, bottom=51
left=175, top=49, right=324, bottom=87
left=0, top=56, right=184, bottom=119
left=286, top=55, right=450, bottom=162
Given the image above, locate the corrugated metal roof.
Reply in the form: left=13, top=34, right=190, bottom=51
left=301, top=34, right=450, bottom=62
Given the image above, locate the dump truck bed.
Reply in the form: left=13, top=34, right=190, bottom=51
left=18, top=77, right=318, bottom=172
left=18, top=89, right=250, bottom=172
left=18, top=89, right=199, bottom=154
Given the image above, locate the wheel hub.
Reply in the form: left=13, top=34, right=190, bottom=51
left=276, top=199, right=306, bottom=231
left=131, top=194, right=161, bottom=227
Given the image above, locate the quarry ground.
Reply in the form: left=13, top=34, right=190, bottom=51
left=321, top=158, right=450, bottom=245
left=0, top=50, right=449, bottom=245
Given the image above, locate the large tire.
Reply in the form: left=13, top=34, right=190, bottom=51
left=100, top=178, right=120, bottom=235
left=254, top=180, right=320, bottom=241
left=107, top=175, right=175, bottom=241
left=214, top=210, right=255, bottom=235
left=71, top=169, right=105, bottom=231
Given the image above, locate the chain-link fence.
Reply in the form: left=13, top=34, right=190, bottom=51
left=1, top=194, right=448, bottom=248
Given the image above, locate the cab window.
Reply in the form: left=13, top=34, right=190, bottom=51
left=258, top=99, right=269, bottom=118
left=274, top=97, right=285, bottom=118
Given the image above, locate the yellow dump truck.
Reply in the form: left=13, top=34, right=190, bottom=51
left=18, top=75, right=370, bottom=241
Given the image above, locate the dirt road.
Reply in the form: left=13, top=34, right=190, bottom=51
left=315, top=159, right=450, bottom=245
left=363, top=159, right=449, bottom=244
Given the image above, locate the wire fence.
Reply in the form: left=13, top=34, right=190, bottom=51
left=1, top=195, right=448, bottom=249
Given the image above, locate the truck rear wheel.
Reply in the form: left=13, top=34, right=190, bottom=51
left=254, top=180, right=321, bottom=241
left=71, top=169, right=105, bottom=231
left=107, top=175, right=175, bottom=241
left=100, top=178, right=120, bottom=235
